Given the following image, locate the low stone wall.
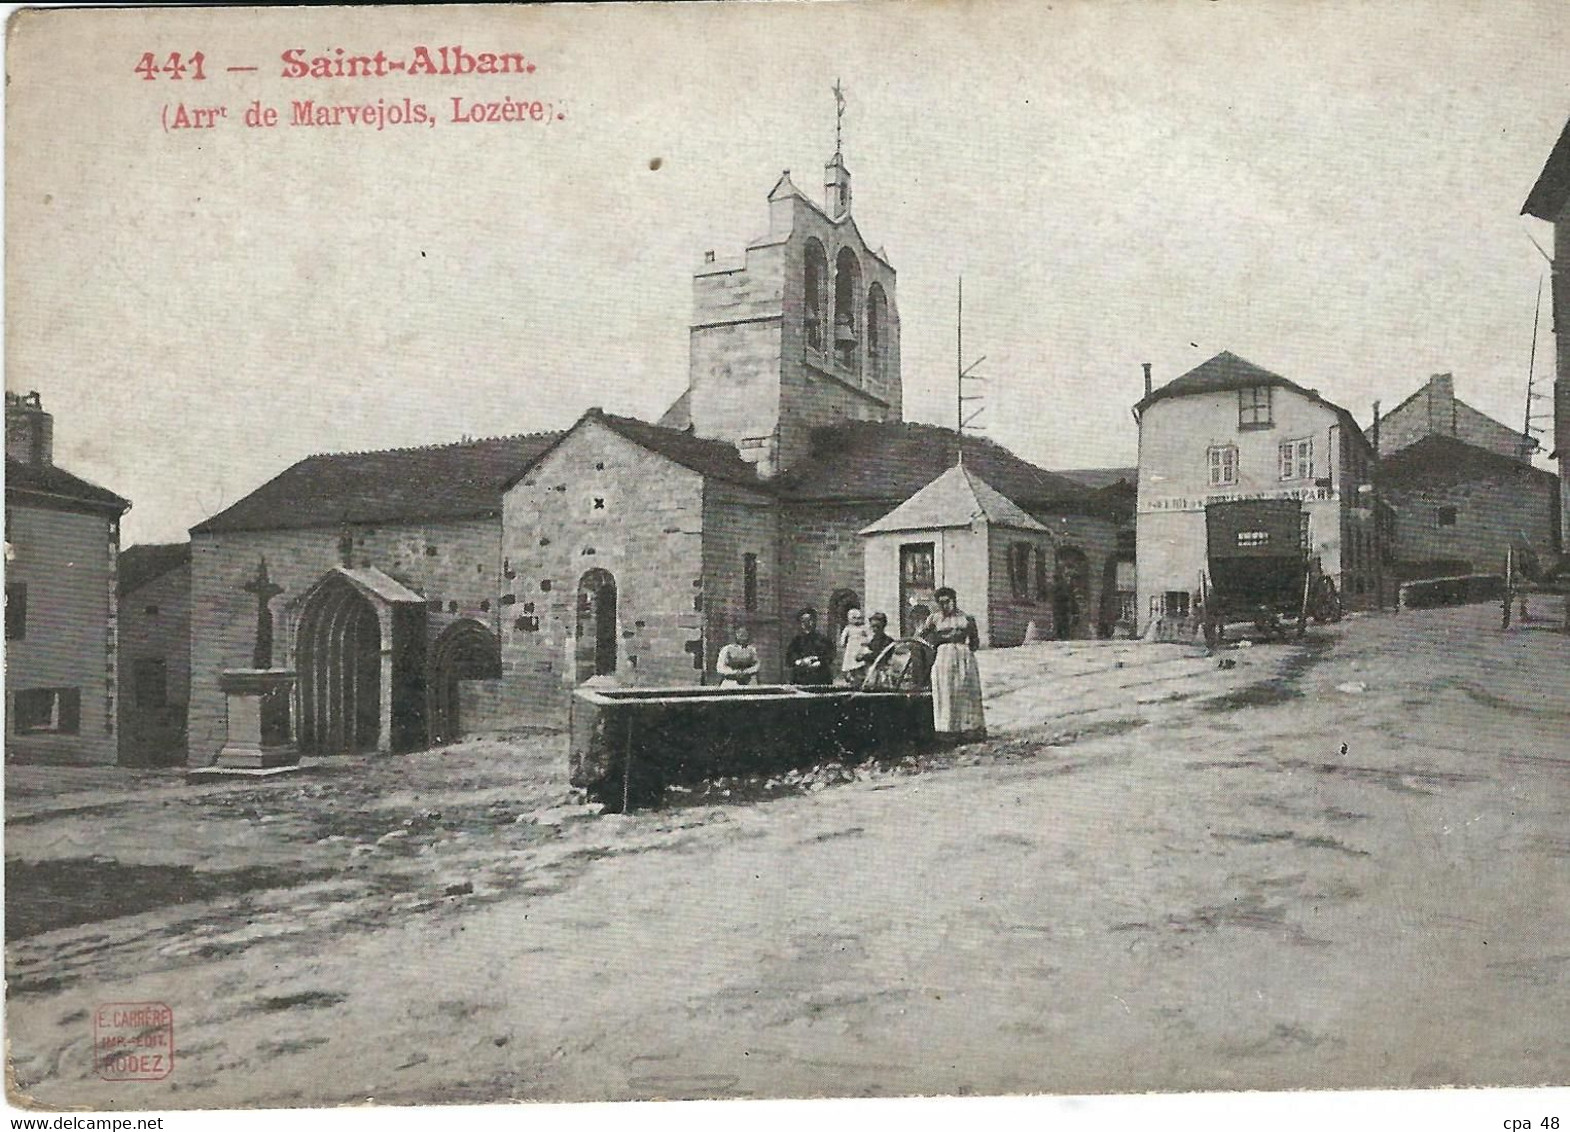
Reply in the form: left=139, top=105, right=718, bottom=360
left=1399, top=574, right=1505, bottom=610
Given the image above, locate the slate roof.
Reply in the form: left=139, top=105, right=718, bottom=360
left=1136, top=351, right=1372, bottom=451
left=1523, top=115, right=1570, bottom=221
left=6, top=458, right=130, bottom=516
left=775, top=420, right=1113, bottom=515
left=191, top=431, right=563, bottom=534
left=1380, top=434, right=1561, bottom=492
left=582, top=410, right=765, bottom=490
left=119, top=543, right=190, bottom=596
left=861, top=464, right=1048, bottom=535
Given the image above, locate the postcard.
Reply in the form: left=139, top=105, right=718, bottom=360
left=5, top=1, right=1569, bottom=1125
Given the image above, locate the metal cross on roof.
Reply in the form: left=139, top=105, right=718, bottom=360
left=833, top=78, right=846, bottom=155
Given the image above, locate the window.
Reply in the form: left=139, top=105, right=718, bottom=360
left=1300, top=512, right=1312, bottom=554
left=1236, top=530, right=1270, bottom=548
left=1009, top=542, right=1035, bottom=601
left=1238, top=385, right=1273, bottom=429
left=13, top=688, right=80, bottom=735
left=1278, top=438, right=1313, bottom=481
left=742, top=553, right=758, bottom=612
left=133, top=658, right=168, bottom=708
left=1208, top=444, right=1238, bottom=486
left=1437, top=506, right=1457, bottom=528
left=5, top=584, right=26, bottom=641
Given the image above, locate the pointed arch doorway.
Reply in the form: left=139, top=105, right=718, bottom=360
left=429, top=619, right=502, bottom=745
left=295, top=577, right=382, bottom=755
left=575, top=569, right=619, bottom=683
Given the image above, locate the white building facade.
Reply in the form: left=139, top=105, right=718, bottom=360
left=1135, top=352, right=1388, bottom=631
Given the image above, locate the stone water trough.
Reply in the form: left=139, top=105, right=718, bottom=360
left=570, top=684, right=935, bottom=811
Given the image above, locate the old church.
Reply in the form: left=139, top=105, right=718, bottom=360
left=186, top=147, right=1128, bottom=766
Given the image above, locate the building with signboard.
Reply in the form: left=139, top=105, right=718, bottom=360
left=1133, top=352, right=1389, bottom=632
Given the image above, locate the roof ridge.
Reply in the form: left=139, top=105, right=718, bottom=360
left=308, top=428, right=565, bottom=459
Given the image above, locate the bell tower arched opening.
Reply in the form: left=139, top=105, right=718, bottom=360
left=833, top=247, right=863, bottom=376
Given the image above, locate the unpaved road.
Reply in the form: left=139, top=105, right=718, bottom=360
left=6, top=605, right=1568, bottom=1108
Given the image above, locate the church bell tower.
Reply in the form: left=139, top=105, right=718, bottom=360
left=677, top=84, right=902, bottom=478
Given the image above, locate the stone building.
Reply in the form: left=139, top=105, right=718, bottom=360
left=1135, top=352, right=1390, bottom=629
left=1380, top=436, right=1560, bottom=580
left=117, top=543, right=191, bottom=766
left=5, top=391, right=130, bottom=765
left=1373, top=373, right=1559, bottom=578
left=184, top=146, right=1125, bottom=765
left=1523, top=114, right=1570, bottom=555
left=1377, top=373, right=1538, bottom=463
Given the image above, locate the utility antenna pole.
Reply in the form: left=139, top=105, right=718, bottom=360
left=1524, top=274, right=1548, bottom=454
left=957, top=276, right=987, bottom=437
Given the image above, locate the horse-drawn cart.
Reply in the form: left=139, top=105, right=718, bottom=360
left=1200, top=498, right=1341, bottom=647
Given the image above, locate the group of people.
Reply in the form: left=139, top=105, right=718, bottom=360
left=713, top=588, right=985, bottom=738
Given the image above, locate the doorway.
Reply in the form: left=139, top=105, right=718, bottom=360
left=296, top=576, right=382, bottom=755
left=576, top=569, right=619, bottom=682
left=899, top=542, right=936, bottom=638
left=429, top=619, right=502, bottom=745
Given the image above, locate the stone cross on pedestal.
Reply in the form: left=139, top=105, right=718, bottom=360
left=203, top=557, right=298, bottom=774
left=242, top=557, right=284, bottom=669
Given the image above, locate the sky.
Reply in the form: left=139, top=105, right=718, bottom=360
left=6, top=0, right=1569, bottom=547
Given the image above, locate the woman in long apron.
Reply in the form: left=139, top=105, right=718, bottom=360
left=918, top=587, right=986, bottom=739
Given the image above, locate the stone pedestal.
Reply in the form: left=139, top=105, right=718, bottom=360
left=215, top=668, right=298, bottom=769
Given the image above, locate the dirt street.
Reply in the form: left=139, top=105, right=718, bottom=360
left=5, top=604, right=1568, bottom=1109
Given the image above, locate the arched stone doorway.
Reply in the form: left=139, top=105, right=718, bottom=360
left=1053, top=547, right=1090, bottom=640
left=296, top=576, right=382, bottom=755
left=429, top=619, right=502, bottom=745
left=576, top=569, right=618, bottom=683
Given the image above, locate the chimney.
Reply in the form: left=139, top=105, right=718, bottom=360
left=1142, top=363, right=1153, bottom=398
left=824, top=152, right=852, bottom=218
left=1427, top=373, right=1456, bottom=436
left=6, top=390, right=53, bottom=466
left=1372, top=400, right=1381, bottom=454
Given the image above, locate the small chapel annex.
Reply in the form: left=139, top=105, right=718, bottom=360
left=185, top=146, right=1130, bottom=766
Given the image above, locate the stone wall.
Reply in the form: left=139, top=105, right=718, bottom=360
left=779, top=502, right=887, bottom=635
left=188, top=516, right=504, bottom=763
left=118, top=562, right=190, bottom=766
left=1379, top=374, right=1536, bottom=462
left=1388, top=474, right=1559, bottom=577
left=502, top=420, right=707, bottom=726
left=701, top=482, right=782, bottom=681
